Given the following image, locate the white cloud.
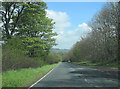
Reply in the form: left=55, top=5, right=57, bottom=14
left=78, top=23, right=91, bottom=32
left=76, top=23, right=91, bottom=36
left=46, top=10, right=91, bottom=49
left=46, top=10, right=71, bottom=34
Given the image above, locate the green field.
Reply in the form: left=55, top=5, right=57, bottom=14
left=2, top=63, right=59, bottom=87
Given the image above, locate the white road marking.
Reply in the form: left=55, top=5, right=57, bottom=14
left=78, top=68, right=84, bottom=70
left=85, top=79, right=88, bottom=82
left=28, top=63, right=60, bottom=89
left=70, top=68, right=75, bottom=71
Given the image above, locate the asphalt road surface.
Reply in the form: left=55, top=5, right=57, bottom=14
left=30, top=62, right=119, bottom=88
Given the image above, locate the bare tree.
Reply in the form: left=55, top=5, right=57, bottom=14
left=65, top=2, right=119, bottom=64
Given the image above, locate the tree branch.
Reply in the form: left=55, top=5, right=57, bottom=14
left=11, top=5, right=25, bottom=35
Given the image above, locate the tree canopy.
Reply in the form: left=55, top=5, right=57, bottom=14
left=2, top=2, right=57, bottom=57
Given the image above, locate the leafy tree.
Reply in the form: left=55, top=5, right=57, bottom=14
left=2, top=2, right=59, bottom=71
left=2, top=2, right=57, bottom=58
left=17, top=2, right=57, bottom=57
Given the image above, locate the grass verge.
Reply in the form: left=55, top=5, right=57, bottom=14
left=72, top=61, right=120, bottom=68
left=2, top=63, right=60, bottom=87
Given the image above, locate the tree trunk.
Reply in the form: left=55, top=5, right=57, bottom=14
left=117, top=1, right=120, bottom=63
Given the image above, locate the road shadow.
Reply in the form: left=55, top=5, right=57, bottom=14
left=69, top=69, right=119, bottom=80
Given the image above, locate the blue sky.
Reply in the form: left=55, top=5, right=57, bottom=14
left=46, top=2, right=105, bottom=49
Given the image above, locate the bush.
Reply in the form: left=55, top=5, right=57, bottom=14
left=45, top=53, right=62, bottom=64
left=2, top=38, right=45, bottom=71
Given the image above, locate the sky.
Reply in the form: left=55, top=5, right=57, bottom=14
left=46, top=2, right=106, bottom=49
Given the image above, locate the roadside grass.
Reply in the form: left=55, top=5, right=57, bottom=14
left=72, top=61, right=120, bottom=68
left=2, top=63, right=60, bottom=87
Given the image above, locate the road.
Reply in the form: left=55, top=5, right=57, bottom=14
left=30, top=62, right=119, bottom=88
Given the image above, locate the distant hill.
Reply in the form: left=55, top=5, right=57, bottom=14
left=50, top=48, right=69, bottom=55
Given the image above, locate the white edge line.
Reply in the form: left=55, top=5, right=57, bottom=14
left=28, top=63, right=61, bottom=89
